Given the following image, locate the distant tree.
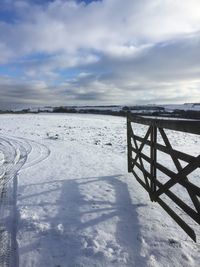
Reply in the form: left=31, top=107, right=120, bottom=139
left=122, top=106, right=130, bottom=111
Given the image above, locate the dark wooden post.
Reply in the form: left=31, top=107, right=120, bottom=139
left=127, top=114, right=132, bottom=173
left=150, top=125, right=157, bottom=201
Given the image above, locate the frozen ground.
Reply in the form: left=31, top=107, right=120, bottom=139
left=0, top=113, right=199, bottom=267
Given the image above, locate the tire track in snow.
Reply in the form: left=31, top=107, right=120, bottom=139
left=20, top=138, right=50, bottom=170
left=0, top=136, right=27, bottom=267
left=0, top=135, right=50, bottom=267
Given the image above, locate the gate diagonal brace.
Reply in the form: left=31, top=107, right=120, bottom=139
left=131, top=126, right=151, bottom=191
left=154, top=155, right=200, bottom=199
left=157, top=128, right=200, bottom=213
left=127, top=114, right=200, bottom=242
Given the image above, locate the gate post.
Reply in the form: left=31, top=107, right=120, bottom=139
left=150, top=124, right=157, bottom=201
left=127, top=114, right=132, bottom=173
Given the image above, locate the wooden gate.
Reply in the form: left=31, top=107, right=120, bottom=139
left=127, top=114, right=200, bottom=242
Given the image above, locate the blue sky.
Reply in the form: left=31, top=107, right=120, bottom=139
left=0, top=0, right=200, bottom=109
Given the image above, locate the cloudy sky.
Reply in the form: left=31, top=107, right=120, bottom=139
left=0, top=0, right=200, bottom=109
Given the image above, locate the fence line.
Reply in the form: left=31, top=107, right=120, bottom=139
left=127, top=114, right=200, bottom=242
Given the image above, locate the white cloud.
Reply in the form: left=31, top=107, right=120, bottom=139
left=1, top=0, right=200, bottom=59
left=0, top=0, right=200, bottom=107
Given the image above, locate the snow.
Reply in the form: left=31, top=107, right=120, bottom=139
left=163, top=103, right=200, bottom=112
left=0, top=113, right=199, bottom=267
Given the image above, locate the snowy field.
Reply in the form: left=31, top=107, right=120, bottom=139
left=0, top=113, right=200, bottom=267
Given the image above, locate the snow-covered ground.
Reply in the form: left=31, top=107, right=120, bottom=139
left=0, top=113, right=199, bottom=267
left=163, top=103, right=200, bottom=112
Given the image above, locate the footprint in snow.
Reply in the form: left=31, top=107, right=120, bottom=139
left=105, top=142, right=112, bottom=146
left=168, top=238, right=182, bottom=248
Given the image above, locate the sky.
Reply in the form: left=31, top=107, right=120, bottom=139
left=0, top=0, right=200, bottom=109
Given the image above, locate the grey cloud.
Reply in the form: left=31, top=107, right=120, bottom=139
left=0, top=76, right=106, bottom=109
left=86, top=32, right=200, bottom=87
left=74, top=91, right=104, bottom=101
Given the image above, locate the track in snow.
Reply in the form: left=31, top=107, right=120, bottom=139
left=0, top=135, right=50, bottom=267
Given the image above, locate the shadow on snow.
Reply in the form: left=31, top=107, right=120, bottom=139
left=17, top=175, right=147, bottom=266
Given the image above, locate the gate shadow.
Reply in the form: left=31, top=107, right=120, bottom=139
left=18, top=175, right=147, bottom=266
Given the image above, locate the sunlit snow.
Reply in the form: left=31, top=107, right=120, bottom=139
left=0, top=114, right=199, bottom=267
